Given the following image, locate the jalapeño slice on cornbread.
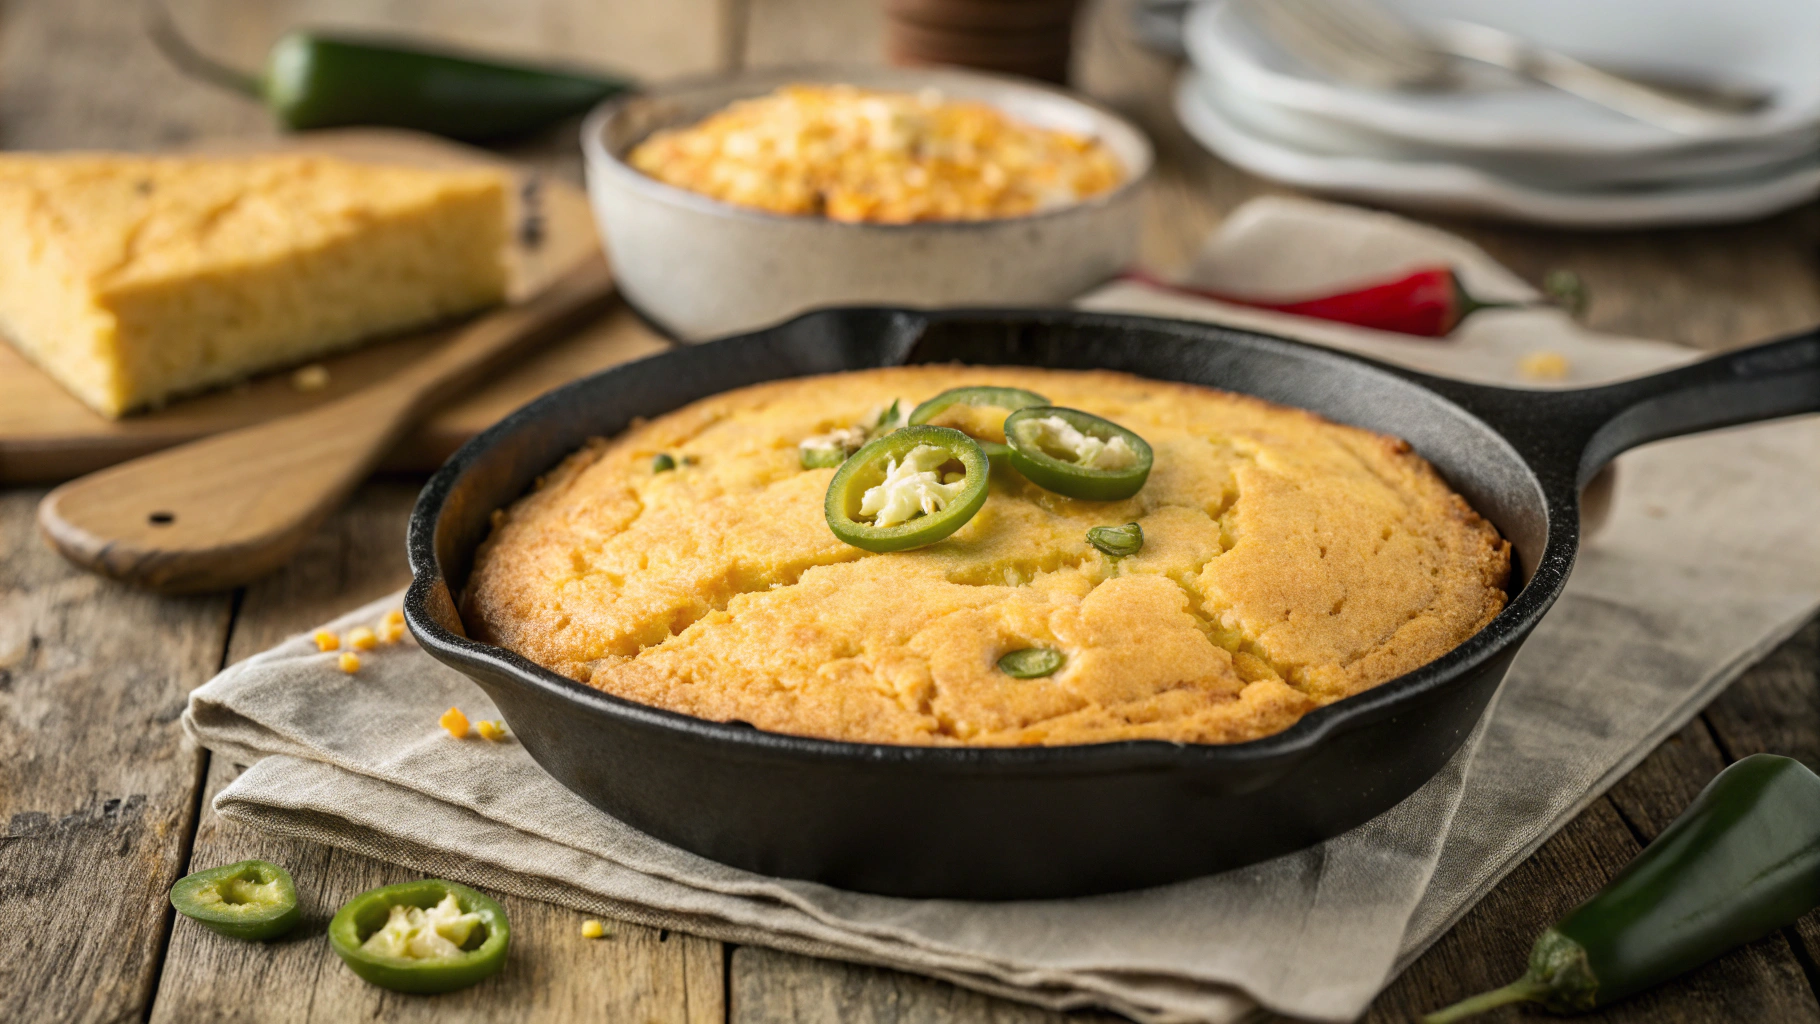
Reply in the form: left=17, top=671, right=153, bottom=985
left=0, top=153, right=509, bottom=417
left=465, top=366, right=1512, bottom=749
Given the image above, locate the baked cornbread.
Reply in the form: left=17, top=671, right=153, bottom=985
left=464, top=367, right=1510, bottom=747
left=0, top=153, right=509, bottom=417
left=627, top=84, right=1125, bottom=223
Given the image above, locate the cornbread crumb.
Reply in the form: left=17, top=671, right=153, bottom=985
left=1519, top=350, right=1571, bottom=380
left=440, top=707, right=470, bottom=738
left=337, top=651, right=360, bottom=674
left=475, top=720, right=507, bottom=742
left=466, top=366, right=1510, bottom=748
left=348, top=626, right=378, bottom=651
left=291, top=364, right=331, bottom=392
left=628, top=84, right=1125, bottom=223
left=581, top=919, right=606, bottom=939
left=313, top=630, right=340, bottom=652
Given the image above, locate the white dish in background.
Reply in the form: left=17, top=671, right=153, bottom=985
left=1190, top=59, right=1820, bottom=189
left=1174, top=72, right=1820, bottom=229
left=1184, top=0, right=1820, bottom=162
left=583, top=66, right=1152, bottom=341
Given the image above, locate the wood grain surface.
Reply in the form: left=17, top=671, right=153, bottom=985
left=2, top=0, right=1818, bottom=1022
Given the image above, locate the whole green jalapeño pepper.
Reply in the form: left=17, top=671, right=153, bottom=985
left=1003, top=407, right=1153, bottom=501
left=329, top=879, right=511, bottom=994
left=825, top=426, right=989, bottom=553
left=908, top=386, right=1049, bottom=466
left=169, top=859, right=301, bottom=941
left=1425, top=754, right=1820, bottom=1022
left=151, top=6, right=631, bottom=141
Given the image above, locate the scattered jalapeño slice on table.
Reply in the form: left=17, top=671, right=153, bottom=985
left=329, top=879, right=511, bottom=994
left=169, top=859, right=302, bottom=941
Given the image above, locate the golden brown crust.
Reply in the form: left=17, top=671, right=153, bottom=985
left=464, top=366, right=1509, bottom=746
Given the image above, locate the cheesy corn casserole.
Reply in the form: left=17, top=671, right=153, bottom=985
left=626, top=84, right=1126, bottom=223
left=465, top=366, right=1511, bottom=747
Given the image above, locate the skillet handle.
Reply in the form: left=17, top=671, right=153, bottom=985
left=1570, top=327, right=1820, bottom=485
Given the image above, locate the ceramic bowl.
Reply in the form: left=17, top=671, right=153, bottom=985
left=580, top=66, right=1153, bottom=341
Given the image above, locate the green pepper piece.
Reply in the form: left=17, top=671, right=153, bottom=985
left=824, top=426, right=989, bottom=553
left=651, top=453, right=677, bottom=473
left=169, top=859, right=302, bottom=941
left=1087, top=522, right=1144, bottom=558
left=909, top=386, right=1049, bottom=425
left=999, top=648, right=1065, bottom=678
left=329, top=879, right=511, bottom=994
left=150, top=8, right=631, bottom=142
left=875, top=399, right=904, bottom=431
left=909, top=386, right=1049, bottom=467
left=1003, top=407, right=1153, bottom=501
left=1424, top=754, right=1820, bottom=1023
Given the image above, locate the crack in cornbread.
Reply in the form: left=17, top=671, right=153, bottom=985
left=464, top=367, right=1509, bottom=746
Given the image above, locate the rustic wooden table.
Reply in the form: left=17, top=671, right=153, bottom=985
left=4, top=1, right=1819, bottom=1021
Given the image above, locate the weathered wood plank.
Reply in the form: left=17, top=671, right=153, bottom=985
left=1700, top=620, right=1820, bottom=1001
left=1702, top=619, right=1820, bottom=769
left=731, top=945, right=1126, bottom=1024
left=150, top=482, right=726, bottom=1022
left=183, top=0, right=733, bottom=83
left=155, top=758, right=728, bottom=1023
left=0, top=0, right=271, bottom=151
left=0, top=491, right=232, bottom=1024
left=1, top=0, right=731, bottom=153
left=1370, top=716, right=1820, bottom=1023
left=740, top=0, right=883, bottom=68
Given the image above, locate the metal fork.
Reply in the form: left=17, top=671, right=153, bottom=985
left=1239, top=0, right=1775, bottom=136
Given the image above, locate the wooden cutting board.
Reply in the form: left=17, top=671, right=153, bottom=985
left=0, top=129, right=671, bottom=485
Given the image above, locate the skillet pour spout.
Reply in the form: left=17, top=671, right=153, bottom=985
left=405, top=310, right=1820, bottom=899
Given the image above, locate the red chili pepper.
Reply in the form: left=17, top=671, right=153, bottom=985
left=1122, top=266, right=1515, bottom=338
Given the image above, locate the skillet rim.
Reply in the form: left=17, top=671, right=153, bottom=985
left=404, top=307, right=1577, bottom=770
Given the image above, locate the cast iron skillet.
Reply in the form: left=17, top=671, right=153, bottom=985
left=404, top=309, right=1820, bottom=900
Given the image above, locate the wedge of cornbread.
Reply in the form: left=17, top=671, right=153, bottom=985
left=0, top=153, right=510, bottom=417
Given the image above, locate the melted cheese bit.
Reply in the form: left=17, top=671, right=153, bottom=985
left=798, top=399, right=907, bottom=463
left=798, top=425, right=869, bottom=461
left=858, top=444, right=966, bottom=527
left=1020, top=416, right=1137, bottom=470
left=360, top=894, right=482, bottom=960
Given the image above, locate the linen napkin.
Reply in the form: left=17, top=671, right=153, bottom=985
left=184, top=197, right=1820, bottom=1024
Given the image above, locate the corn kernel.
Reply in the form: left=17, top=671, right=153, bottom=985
left=291, top=363, right=331, bottom=392
left=581, top=919, right=606, bottom=939
left=347, top=626, right=378, bottom=651
left=313, top=630, right=340, bottom=652
left=1519, top=350, right=1571, bottom=381
left=475, top=720, right=507, bottom=742
left=440, top=706, right=470, bottom=738
left=338, top=651, right=360, bottom=674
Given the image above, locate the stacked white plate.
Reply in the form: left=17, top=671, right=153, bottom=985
left=1176, top=0, right=1820, bottom=227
